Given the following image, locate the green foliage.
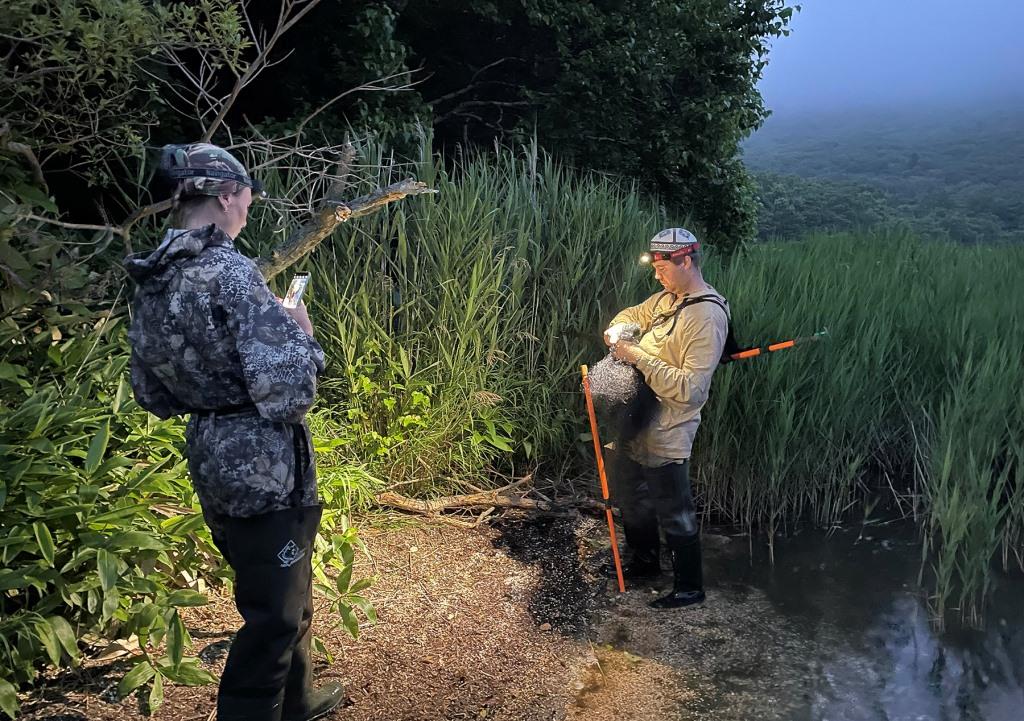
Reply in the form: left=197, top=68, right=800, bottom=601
left=0, top=137, right=375, bottom=721
left=1, top=0, right=249, bottom=185
left=744, top=105, right=1024, bottom=244
left=518, top=0, right=794, bottom=251
left=237, top=138, right=660, bottom=493
left=751, top=171, right=901, bottom=241
left=242, top=0, right=795, bottom=251
left=241, top=138, right=1023, bottom=624
left=313, top=518, right=377, bottom=642
left=0, top=303, right=222, bottom=716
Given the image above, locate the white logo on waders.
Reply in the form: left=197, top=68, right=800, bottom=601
left=277, top=540, right=305, bottom=568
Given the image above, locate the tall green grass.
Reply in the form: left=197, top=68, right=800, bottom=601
left=700, top=235, right=1024, bottom=623
left=243, top=139, right=659, bottom=496
left=240, top=141, right=1022, bottom=622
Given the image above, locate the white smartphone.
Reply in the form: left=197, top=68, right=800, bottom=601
left=282, top=272, right=310, bottom=309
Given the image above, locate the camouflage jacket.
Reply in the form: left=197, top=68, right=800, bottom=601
left=125, top=224, right=325, bottom=518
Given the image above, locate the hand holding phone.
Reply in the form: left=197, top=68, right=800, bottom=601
left=282, top=272, right=310, bottom=309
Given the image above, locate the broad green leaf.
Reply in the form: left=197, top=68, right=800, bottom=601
left=0, top=363, right=26, bottom=381
left=48, top=616, right=80, bottom=661
left=0, top=678, right=18, bottom=719
left=108, top=531, right=166, bottom=551
left=349, top=577, right=373, bottom=593
left=85, top=420, right=111, bottom=477
left=96, top=549, right=118, bottom=592
left=166, top=611, right=187, bottom=668
left=89, top=502, right=150, bottom=524
left=335, top=562, right=352, bottom=593
left=112, top=376, right=129, bottom=413
left=311, top=636, right=334, bottom=664
left=487, top=435, right=513, bottom=452
left=117, top=660, right=155, bottom=697
left=157, top=658, right=217, bottom=686
left=339, top=605, right=359, bottom=639
left=148, top=670, right=164, bottom=712
left=349, top=595, right=377, bottom=623
left=101, top=588, right=120, bottom=622
left=34, top=618, right=62, bottom=665
left=32, top=522, right=56, bottom=565
left=165, top=589, right=208, bottom=607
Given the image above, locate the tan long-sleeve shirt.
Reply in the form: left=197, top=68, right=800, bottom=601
left=608, top=285, right=729, bottom=465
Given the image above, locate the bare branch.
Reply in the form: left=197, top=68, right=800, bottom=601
left=427, top=57, right=523, bottom=106
left=202, top=0, right=324, bottom=142
left=257, top=179, right=438, bottom=280
left=14, top=214, right=116, bottom=234
left=292, top=71, right=421, bottom=139
left=0, top=128, right=48, bottom=189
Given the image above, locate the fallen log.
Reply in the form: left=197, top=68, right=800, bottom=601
left=374, top=488, right=607, bottom=521
left=375, top=489, right=552, bottom=514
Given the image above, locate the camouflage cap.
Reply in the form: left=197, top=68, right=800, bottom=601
left=160, top=143, right=264, bottom=199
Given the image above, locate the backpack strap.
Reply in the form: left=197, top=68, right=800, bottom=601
left=656, top=294, right=739, bottom=364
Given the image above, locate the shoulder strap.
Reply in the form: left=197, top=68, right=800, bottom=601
left=665, top=294, right=742, bottom=364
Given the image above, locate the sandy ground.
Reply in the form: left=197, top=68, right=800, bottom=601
left=18, top=514, right=609, bottom=721
left=16, top=512, right=833, bottom=721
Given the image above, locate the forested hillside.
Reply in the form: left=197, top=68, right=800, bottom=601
left=744, top=103, right=1024, bottom=242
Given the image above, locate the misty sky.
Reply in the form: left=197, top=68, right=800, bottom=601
left=757, top=0, right=1024, bottom=114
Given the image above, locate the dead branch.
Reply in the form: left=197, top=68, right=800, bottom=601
left=375, top=489, right=606, bottom=523
left=0, top=262, right=29, bottom=290
left=1, top=121, right=47, bottom=190
left=291, top=71, right=421, bottom=141
left=256, top=178, right=438, bottom=280
left=376, top=490, right=553, bottom=514
left=202, top=0, right=323, bottom=142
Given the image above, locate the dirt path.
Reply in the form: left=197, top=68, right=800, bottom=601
left=18, top=515, right=606, bottom=721
left=18, top=514, right=816, bottom=721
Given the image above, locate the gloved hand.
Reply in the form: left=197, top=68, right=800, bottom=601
left=603, top=322, right=641, bottom=346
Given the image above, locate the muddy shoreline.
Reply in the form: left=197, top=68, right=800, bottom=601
left=17, top=514, right=1024, bottom=721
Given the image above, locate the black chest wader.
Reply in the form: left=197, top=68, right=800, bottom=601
left=194, top=408, right=326, bottom=721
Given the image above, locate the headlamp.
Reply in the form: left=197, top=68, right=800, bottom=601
left=638, top=242, right=700, bottom=265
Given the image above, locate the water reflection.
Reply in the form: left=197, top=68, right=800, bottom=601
left=708, top=526, right=1024, bottom=721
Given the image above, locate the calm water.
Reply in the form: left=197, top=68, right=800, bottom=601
left=703, top=524, right=1024, bottom=721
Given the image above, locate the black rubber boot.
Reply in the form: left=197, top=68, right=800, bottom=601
left=605, top=523, right=661, bottom=579
left=282, top=683, right=345, bottom=721
left=280, top=579, right=345, bottom=721
left=649, top=535, right=705, bottom=609
left=623, top=521, right=661, bottom=579
left=215, top=505, right=323, bottom=721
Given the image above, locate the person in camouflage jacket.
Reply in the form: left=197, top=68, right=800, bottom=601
left=125, top=143, right=342, bottom=721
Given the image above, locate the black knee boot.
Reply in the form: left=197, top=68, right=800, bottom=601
left=649, top=535, right=705, bottom=609
left=281, top=582, right=344, bottom=721
left=620, top=522, right=661, bottom=579
left=215, top=505, right=323, bottom=721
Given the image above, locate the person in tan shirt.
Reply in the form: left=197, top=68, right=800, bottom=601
left=603, top=228, right=729, bottom=608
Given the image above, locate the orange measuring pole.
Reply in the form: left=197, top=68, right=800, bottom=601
left=581, top=364, right=626, bottom=593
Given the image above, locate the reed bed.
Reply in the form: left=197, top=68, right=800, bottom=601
left=243, top=142, right=1023, bottom=621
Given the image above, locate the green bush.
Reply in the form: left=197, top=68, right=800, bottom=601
left=0, top=306, right=221, bottom=716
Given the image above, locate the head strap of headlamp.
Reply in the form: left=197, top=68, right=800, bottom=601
left=164, top=167, right=264, bottom=194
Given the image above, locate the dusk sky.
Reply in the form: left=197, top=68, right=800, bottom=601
left=757, top=0, right=1024, bottom=115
